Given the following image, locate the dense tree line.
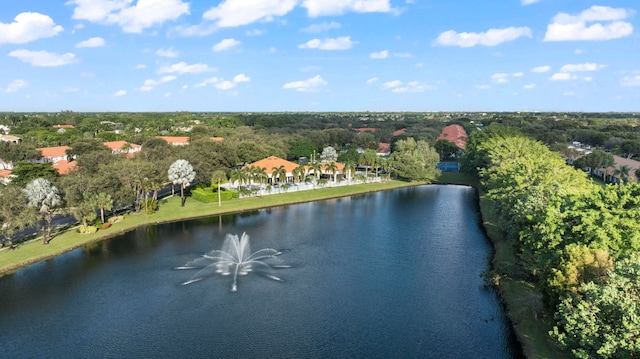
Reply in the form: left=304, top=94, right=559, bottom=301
left=464, top=125, right=640, bottom=358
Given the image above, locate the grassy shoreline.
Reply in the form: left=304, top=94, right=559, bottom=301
left=0, top=180, right=423, bottom=276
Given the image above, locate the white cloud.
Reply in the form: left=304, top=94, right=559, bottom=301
left=4, top=79, right=28, bottom=93
left=366, top=77, right=379, bottom=84
left=203, top=0, right=297, bottom=28
left=215, top=80, right=235, bottom=90
left=135, top=64, right=147, bottom=69
left=212, top=38, right=241, bottom=52
left=382, top=80, right=402, bottom=89
left=523, top=84, right=536, bottom=89
left=544, top=6, right=634, bottom=42
left=75, top=37, right=105, bottom=48
left=113, top=90, right=127, bottom=96
left=476, top=84, right=491, bottom=90
left=301, top=21, right=341, bottom=33
left=0, top=12, right=63, bottom=44
left=9, top=49, right=77, bottom=67
left=435, top=26, right=532, bottom=47
left=298, top=37, right=355, bottom=50
left=512, top=72, right=524, bottom=77
left=156, top=48, right=179, bottom=58
left=158, top=62, right=213, bottom=75
left=521, top=0, right=540, bottom=5
left=550, top=73, right=577, bottom=81
left=283, top=75, right=327, bottom=92
left=381, top=80, right=432, bottom=93
left=370, top=50, right=388, bottom=59
left=140, top=75, right=177, bottom=91
left=531, top=65, right=551, bottom=73
left=492, top=73, right=510, bottom=83
left=560, top=63, right=606, bottom=72
left=233, top=74, right=250, bottom=83
left=302, top=0, right=392, bottom=17
left=68, top=0, right=190, bottom=33
left=191, top=74, right=250, bottom=90
left=621, top=76, right=640, bottom=87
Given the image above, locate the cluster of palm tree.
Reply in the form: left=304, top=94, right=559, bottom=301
left=228, top=158, right=352, bottom=196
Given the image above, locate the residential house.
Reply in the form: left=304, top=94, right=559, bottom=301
left=437, top=124, right=468, bottom=150
left=0, top=169, right=12, bottom=185
left=36, top=146, right=70, bottom=164
left=244, top=156, right=299, bottom=184
left=103, top=140, right=142, bottom=155
left=156, top=136, right=190, bottom=146
left=377, top=143, right=391, bottom=156
left=53, top=124, right=75, bottom=129
left=0, top=134, right=21, bottom=144
left=52, top=160, right=77, bottom=175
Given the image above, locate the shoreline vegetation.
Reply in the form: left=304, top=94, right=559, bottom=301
left=0, top=174, right=559, bottom=358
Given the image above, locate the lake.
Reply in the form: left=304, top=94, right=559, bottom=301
left=0, top=185, right=521, bottom=358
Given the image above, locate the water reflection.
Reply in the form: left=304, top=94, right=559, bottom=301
left=0, top=185, right=522, bottom=358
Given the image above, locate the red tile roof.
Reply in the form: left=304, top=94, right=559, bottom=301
left=437, top=124, right=468, bottom=150
left=53, top=124, right=75, bottom=129
left=377, top=142, right=391, bottom=154
left=0, top=169, right=11, bottom=178
left=102, top=140, right=141, bottom=151
left=392, top=128, right=406, bottom=136
left=52, top=160, right=77, bottom=175
left=37, top=146, right=71, bottom=158
left=246, top=156, right=300, bottom=173
left=156, top=136, right=190, bottom=145
left=210, top=137, right=224, bottom=142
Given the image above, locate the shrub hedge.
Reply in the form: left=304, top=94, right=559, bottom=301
left=191, top=187, right=238, bottom=203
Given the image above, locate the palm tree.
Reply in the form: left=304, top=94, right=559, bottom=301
left=211, top=170, right=227, bottom=207
left=292, top=165, right=305, bottom=184
left=254, top=166, right=268, bottom=189
left=229, top=169, right=248, bottom=188
left=613, top=164, right=631, bottom=184
left=271, top=165, right=287, bottom=189
left=326, top=162, right=339, bottom=183
left=309, top=161, right=322, bottom=186
left=94, top=192, right=113, bottom=224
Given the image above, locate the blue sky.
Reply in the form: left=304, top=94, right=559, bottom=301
left=0, top=0, right=638, bottom=112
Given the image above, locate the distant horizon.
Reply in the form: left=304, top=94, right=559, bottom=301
left=1, top=1, right=639, bottom=112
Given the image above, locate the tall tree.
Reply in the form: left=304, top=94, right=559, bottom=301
left=320, top=146, right=338, bottom=163
left=168, top=159, right=196, bottom=207
left=23, top=178, right=63, bottom=244
left=94, top=192, right=113, bottom=224
left=552, top=255, right=640, bottom=358
left=210, top=170, right=227, bottom=207
left=326, top=162, right=339, bottom=183
left=0, top=186, right=36, bottom=246
left=271, top=165, right=287, bottom=186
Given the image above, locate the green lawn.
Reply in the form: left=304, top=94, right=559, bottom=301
left=0, top=180, right=422, bottom=276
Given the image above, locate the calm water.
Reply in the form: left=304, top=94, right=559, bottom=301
left=0, top=185, right=521, bottom=358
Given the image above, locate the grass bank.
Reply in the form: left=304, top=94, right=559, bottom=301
left=439, top=172, right=569, bottom=359
left=0, top=180, right=422, bottom=277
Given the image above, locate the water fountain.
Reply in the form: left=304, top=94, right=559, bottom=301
left=177, top=232, right=288, bottom=291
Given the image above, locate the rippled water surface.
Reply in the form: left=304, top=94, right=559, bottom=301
left=0, top=185, right=521, bottom=358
